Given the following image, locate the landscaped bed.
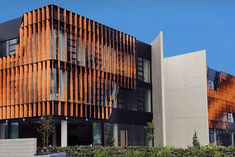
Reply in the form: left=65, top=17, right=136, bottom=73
left=37, top=145, right=235, bottom=157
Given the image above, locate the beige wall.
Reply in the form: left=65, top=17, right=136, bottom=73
left=163, top=50, right=209, bottom=147
left=151, top=32, right=209, bottom=147
left=151, top=32, right=166, bottom=146
left=0, top=138, right=37, bottom=157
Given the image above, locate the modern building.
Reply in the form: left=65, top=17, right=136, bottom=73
left=208, top=67, right=235, bottom=146
left=0, top=4, right=152, bottom=147
left=0, top=4, right=233, bottom=148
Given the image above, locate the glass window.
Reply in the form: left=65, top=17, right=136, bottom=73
left=117, top=87, right=151, bottom=112
left=9, top=38, right=17, bottom=45
left=145, top=89, right=151, bottom=112
left=0, top=38, right=18, bottom=56
left=137, top=88, right=151, bottom=112
left=10, top=123, right=19, bottom=139
left=50, top=29, right=57, bottom=59
left=104, top=123, right=114, bottom=146
left=93, top=122, right=102, bottom=146
left=228, top=113, right=234, bottom=123
left=143, top=59, right=151, bottom=83
left=117, top=89, right=137, bottom=111
left=8, top=38, right=18, bottom=55
left=50, top=67, right=58, bottom=100
left=118, top=124, right=146, bottom=146
left=216, top=129, right=232, bottom=146
left=0, top=42, right=6, bottom=56
left=137, top=57, right=143, bottom=81
left=60, top=69, right=65, bottom=101
left=209, top=129, right=215, bottom=144
left=9, top=45, right=16, bottom=55
left=137, top=57, right=151, bottom=83
left=208, top=80, right=214, bottom=90
left=0, top=123, right=8, bottom=139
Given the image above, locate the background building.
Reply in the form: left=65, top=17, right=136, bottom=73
left=208, top=68, right=235, bottom=146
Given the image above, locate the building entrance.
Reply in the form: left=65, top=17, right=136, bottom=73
left=68, top=122, right=92, bottom=146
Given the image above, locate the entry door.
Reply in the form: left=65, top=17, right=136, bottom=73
left=120, top=130, right=128, bottom=147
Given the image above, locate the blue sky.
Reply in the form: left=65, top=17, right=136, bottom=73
left=0, top=0, right=235, bottom=74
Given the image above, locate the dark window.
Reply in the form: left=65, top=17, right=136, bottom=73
left=208, top=80, right=214, bottom=90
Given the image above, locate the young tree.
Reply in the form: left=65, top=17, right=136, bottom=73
left=192, top=130, right=200, bottom=147
left=37, top=115, right=55, bottom=148
left=104, top=124, right=114, bottom=146
left=145, top=121, right=155, bottom=147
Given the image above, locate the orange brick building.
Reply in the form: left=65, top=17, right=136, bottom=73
left=208, top=67, right=235, bottom=146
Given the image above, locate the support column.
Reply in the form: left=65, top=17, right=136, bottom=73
left=113, top=98, right=117, bottom=108
left=231, top=132, right=234, bottom=146
left=213, top=128, right=217, bottom=145
left=113, top=124, right=118, bottom=146
left=61, top=120, right=67, bottom=147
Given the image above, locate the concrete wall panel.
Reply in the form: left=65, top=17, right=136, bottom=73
left=163, top=50, right=209, bottom=147
left=0, top=138, right=37, bottom=157
left=151, top=32, right=166, bottom=146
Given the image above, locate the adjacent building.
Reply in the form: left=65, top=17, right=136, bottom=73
left=208, top=68, right=235, bottom=146
left=0, top=4, right=233, bottom=148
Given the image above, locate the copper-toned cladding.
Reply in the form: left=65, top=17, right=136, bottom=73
left=208, top=72, right=235, bottom=129
left=0, top=5, right=136, bottom=120
left=69, top=11, right=73, bottom=117
left=79, top=15, right=83, bottom=117
left=74, top=14, right=79, bottom=117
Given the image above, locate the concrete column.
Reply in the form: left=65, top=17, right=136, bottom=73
left=231, top=132, right=234, bottom=146
left=61, top=120, right=67, bottom=147
left=113, top=124, right=118, bottom=146
left=151, top=32, right=166, bottom=146
left=214, top=129, right=217, bottom=145
left=113, top=97, right=117, bottom=108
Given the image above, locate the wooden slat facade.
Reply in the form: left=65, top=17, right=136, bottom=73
left=0, top=5, right=136, bottom=120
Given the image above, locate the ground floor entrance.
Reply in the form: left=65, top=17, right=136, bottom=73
left=0, top=119, right=147, bottom=147
left=209, top=128, right=235, bottom=146
left=68, top=122, right=93, bottom=146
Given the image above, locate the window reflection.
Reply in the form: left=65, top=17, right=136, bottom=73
left=117, top=88, right=151, bottom=112
left=137, top=57, right=151, bottom=83
left=0, top=38, right=18, bottom=56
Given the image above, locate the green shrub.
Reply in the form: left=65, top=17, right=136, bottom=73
left=150, top=147, right=172, bottom=157
left=42, top=145, right=235, bottom=157
left=144, top=121, right=155, bottom=147
left=192, top=131, right=200, bottom=147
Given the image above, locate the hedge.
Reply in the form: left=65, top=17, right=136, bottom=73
left=38, top=145, right=235, bottom=157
